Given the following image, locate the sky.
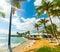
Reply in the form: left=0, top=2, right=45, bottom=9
left=0, top=0, right=60, bottom=35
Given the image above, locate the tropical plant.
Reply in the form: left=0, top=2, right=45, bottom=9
left=35, top=0, right=56, bottom=37
left=38, top=18, right=52, bottom=41
left=46, top=23, right=60, bottom=44
left=34, top=23, right=41, bottom=34
left=38, top=18, right=49, bottom=34
left=52, top=0, right=60, bottom=9
left=7, top=0, right=25, bottom=46
left=0, top=12, right=5, bottom=18
left=48, top=5, right=60, bottom=20
left=48, top=0, right=60, bottom=26
left=26, top=31, right=30, bottom=35
left=35, top=0, right=60, bottom=45
left=0, top=7, right=5, bottom=18
left=46, top=23, right=57, bottom=35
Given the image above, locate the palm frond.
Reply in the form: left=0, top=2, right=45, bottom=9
left=8, top=0, right=25, bottom=14
left=36, top=13, right=41, bottom=18
left=0, top=12, right=5, bottom=18
left=38, top=19, right=49, bottom=24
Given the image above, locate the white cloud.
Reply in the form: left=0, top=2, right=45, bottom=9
left=0, top=0, right=11, bottom=12
left=45, top=0, right=53, bottom=3
left=12, top=17, right=38, bottom=32
left=0, top=15, right=39, bottom=33
left=34, top=0, right=53, bottom=6
left=1, top=13, right=60, bottom=34
left=2, top=15, right=60, bottom=33
left=0, top=17, right=9, bottom=23
left=34, top=0, right=42, bottom=6
left=0, top=0, right=11, bottom=22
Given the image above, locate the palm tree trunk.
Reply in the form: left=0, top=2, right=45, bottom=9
left=8, top=6, right=12, bottom=46
left=49, top=16, right=56, bottom=37
left=37, top=27, right=39, bottom=35
left=43, top=18, right=52, bottom=42
left=49, top=16, right=60, bottom=45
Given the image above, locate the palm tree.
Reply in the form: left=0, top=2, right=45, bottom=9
left=38, top=18, right=49, bottom=34
left=27, top=31, right=30, bottom=35
left=48, top=0, right=60, bottom=20
left=52, top=0, right=60, bottom=9
left=7, top=0, right=25, bottom=46
left=34, top=23, right=41, bottom=34
left=38, top=18, right=52, bottom=42
left=46, top=23, right=59, bottom=43
left=46, top=23, right=57, bottom=34
left=35, top=0, right=60, bottom=45
left=35, top=0, right=56, bottom=39
left=49, top=6, right=60, bottom=20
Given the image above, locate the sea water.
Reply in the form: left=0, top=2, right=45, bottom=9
left=0, top=34, right=28, bottom=50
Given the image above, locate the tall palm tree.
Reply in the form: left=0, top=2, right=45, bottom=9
left=38, top=18, right=49, bottom=33
left=34, top=23, right=40, bottom=34
left=47, top=0, right=60, bottom=37
left=35, top=0, right=56, bottom=39
left=46, top=23, right=59, bottom=43
left=35, top=0, right=60, bottom=45
left=38, top=18, right=52, bottom=42
left=8, top=0, right=25, bottom=46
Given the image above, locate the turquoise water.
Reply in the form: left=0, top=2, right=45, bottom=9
left=0, top=34, right=28, bottom=50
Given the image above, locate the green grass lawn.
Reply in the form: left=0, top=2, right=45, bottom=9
left=35, top=46, right=60, bottom=52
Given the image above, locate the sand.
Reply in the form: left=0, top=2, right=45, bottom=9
left=0, top=39, right=59, bottom=52
left=12, top=39, right=57, bottom=52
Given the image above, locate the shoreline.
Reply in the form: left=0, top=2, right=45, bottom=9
left=13, top=40, right=35, bottom=52
left=0, top=39, right=60, bottom=52
left=0, top=39, right=34, bottom=52
left=0, top=37, right=28, bottom=51
left=12, top=39, right=57, bottom=52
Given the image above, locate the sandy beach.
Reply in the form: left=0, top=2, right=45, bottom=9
left=12, top=39, right=57, bottom=52
left=0, top=39, right=59, bottom=52
left=0, top=40, right=35, bottom=52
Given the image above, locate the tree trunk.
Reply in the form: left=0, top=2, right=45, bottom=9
left=44, top=18, right=52, bottom=42
left=8, top=6, right=12, bottom=46
left=49, top=16, right=56, bottom=37
left=49, top=16, right=60, bottom=45
left=37, top=27, right=39, bottom=35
